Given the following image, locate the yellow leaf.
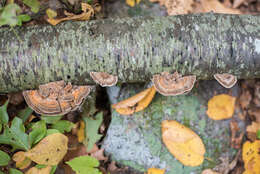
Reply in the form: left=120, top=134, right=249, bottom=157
left=26, top=165, right=52, bottom=174
left=206, top=94, right=236, bottom=120
left=77, top=121, right=85, bottom=143
left=147, top=168, right=165, bottom=174
left=25, top=133, right=68, bottom=165
left=13, top=151, right=31, bottom=169
left=126, top=0, right=140, bottom=7
left=46, top=3, right=94, bottom=26
left=46, top=8, right=57, bottom=19
left=161, top=120, right=205, bottom=166
left=242, top=140, right=260, bottom=174
left=112, top=86, right=156, bottom=115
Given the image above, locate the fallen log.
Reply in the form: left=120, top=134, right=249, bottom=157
left=0, top=13, right=260, bottom=92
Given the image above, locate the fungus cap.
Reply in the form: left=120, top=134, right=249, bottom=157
left=214, top=73, right=237, bottom=88
left=90, top=72, right=118, bottom=87
left=152, top=72, right=196, bottom=96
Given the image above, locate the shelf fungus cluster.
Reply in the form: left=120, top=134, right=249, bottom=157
left=214, top=73, right=237, bottom=88
left=90, top=72, right=118, bottom=87
left=152, top=72, right=196, bottom=96
left=23, top=81, right=92, bottom=116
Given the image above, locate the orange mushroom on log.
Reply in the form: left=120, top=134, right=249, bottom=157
left=23, top=81, right=92, bottom=116
left=214, top=73, right=237, bottom=88
left=90, top=72, right=118, bottom=87
left=152, top=72, right=196, bottom=96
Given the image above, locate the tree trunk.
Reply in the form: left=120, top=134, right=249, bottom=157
left=0, top=13, right=260, bottom=92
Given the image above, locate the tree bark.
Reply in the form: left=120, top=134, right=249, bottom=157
left=0, top=13, right=260, bottom=92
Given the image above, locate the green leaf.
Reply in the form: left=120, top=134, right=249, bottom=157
left=0, top=117, right=30, bottom=151
left=0, top=3, right=21, bottom=27
left=0, top=150, right=10, bottom=166
left=0, top=171, right=4, bottom=174
left=35, top=164, right=47, bottom=169
left=0, top=124, right=2, bottom=132
left=50, top=165, right=57, bottom=174
left=41, top=115, right=62, bottom=124
left=66, top=156, right=101, bottom=174
left=257, top=129, right=260, bottom=139
left=23, top=0, right=40, bottom=13
left=51, top=120, right=74, bottom=133
left=17, top=14, right=30, bottom=26
left=0, top=100, right=9, bottom=125
left=46, top=129, right=60, bottom=136
left=17, top=107, right=33, bottom=123
left=83, top=112, right=103, bottom=152
left=29, top=120, right=46, bottom=146
left=9, top=168, right=23, bottom=174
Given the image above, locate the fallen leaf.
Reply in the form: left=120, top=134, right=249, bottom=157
left=246, top=122, right=260, bottom=141
left=165, top=0, right=194, bottom=15
left=47, top=3, right=94, bottom=25
left=230, top=120, right=244, bottom=149
left=90, top=148, right=108, bottom=161
left=242, top=140, right=260, bottom=174
left=161, top=120, right=205, bottom=166
left=200, top=0, right=241, bottom=14
left=25, top=133, right=68, bottom=165
left=201, top=169, right=221, bottom=174
left=239, top=90, right=252, bottom=109
left=147, top=168, right=165, bottom=174
left=206, top=94, right=236, bottom=120
left=77, top=121, right=85, bottom=143
left=233, top=0, right=246, bottom=8
left=112, top=86, right=156, bottom=115
left=25, top=165, right=52, bottom=174
left=126, top=0, right=141, bottom=7
left=248, top=108, right=260, bottom=123
left=12, top=151, right=31, bottom=169
left=46, top=8, right=57, bottom=19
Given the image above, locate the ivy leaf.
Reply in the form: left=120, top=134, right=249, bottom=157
left=23, top=0, right=40, bottom=13
left=0, top=117, right=30, bottom=151
left=9, top=168, right=23, bottom=174
left=0, top=3, right=21, bottom=27
left=83, top=112, right=103, bottom=151
left=66, top=156, right=101, bottom=174
left=29, top=120, right=46, bottom=146
left=0, top=100, right=9, bottom=125
left=51, top=120, right=74, bottom=133
left=0, top=150, right=10, bottom=166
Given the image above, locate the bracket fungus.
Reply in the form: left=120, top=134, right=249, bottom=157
left=214, top=73, right=237, bottom=88
left=90, top=72, right=118, bottom=87
left=152, top=72, right=196, bottom=96
left=23, top=81, right=92, bottom=116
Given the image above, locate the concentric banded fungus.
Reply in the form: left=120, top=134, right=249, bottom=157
left=23, top=81, right=92, bottom=116
left=152, top=72, right=196, bottom=96
left=214, top=73, right=237, bottom=88
left=90, top=72, right=118, bottom=87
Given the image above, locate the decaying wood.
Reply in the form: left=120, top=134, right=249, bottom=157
left=0, top=13, right=260, bottom=92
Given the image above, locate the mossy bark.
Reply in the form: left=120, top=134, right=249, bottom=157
left=0, top=13, right=260, bottom=92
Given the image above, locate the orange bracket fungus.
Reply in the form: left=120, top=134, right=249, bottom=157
left=152, top=72, right=196, bottom=96
left=23, top=80, right=92, bottom=116
left=161, top=120, right=205, bottom=166
left=90, top=72, right=118, bottom=87
left=112, top=86, right=156, bottom=115
left=213, top=73, right=237, bottom=88
left=206, top=94, right=236, bottom=120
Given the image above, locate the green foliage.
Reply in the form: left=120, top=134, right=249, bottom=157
left=0, top=3, right=21, bottom=27
left=83, top=112, right=103, bottom=151
left=0, top=150, right=10, bottom=166
left=46, top=129, right=60, bottom=136
left=51, top=120, right=74, bottom=133
left=9, top=168, right=23, bottom=174
left=29, top=120, right=47, bottom=146
left=41, top=115, right=63, bottom=124
left=66, top=156, right=101, bottom=174
left=0, top=100, right=9, bottom=125
left=17, top=107, right=33, bottom=123
left=257, top=129, right=260, bottom=139
left=0, top=117, right=30, bottom=151
left=0, top=171, right=4, bottom=174
left=23, top=0, right=40, bottom=13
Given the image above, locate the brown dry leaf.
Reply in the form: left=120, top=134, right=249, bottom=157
left=90, top=148, right=108, bottom=161
left=161, top=120, right=205, bottom=166
left=12, top=151, right=32, bottom=169
left=248, top=108, right=260, bottom=123
left=207, top=94, right=236, bottom=120
left=200, top=0, right=241, bottom=14
left=230, top=120, right=244, bottom=149
left=147, top=168, right=165, bottom=174
left=77, top=120, right=85, bottom=143
left=233, top=0, right=246, bottom=8
left=242, top=140, right=260, bottom=174
left=25, top=133, right=68, bottom=165
left=246, top=122, right=260, bottom=141
left=201, top=169, right=221, bottom=174
left=26, top=165, right=52, bottom=174
left=47, top=3, right=94, bottom=25
left=239, top=90, right=252, bottom=109
left=165, top=0, right=194, bottom=15
left=112, top=86, right=156, bottom=115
